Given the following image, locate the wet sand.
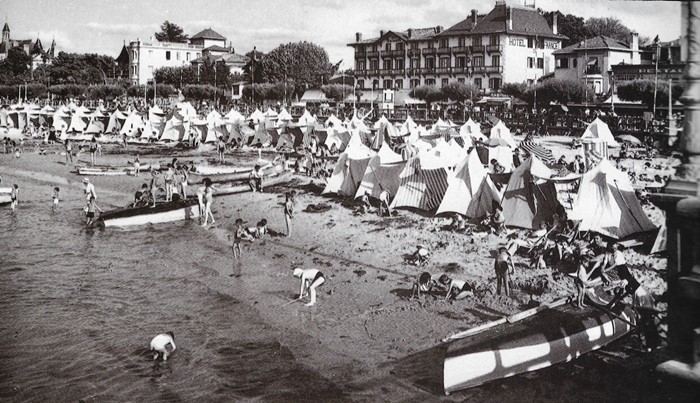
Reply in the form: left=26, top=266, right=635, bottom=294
left=2, top=143, right=695, bottom=402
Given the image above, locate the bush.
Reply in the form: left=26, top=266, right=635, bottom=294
left=411, top=85, right=444, bottom=105
left=49, top=84, right=86, bottom=99
left=182, top=84, right=218, bottom=101
left=617, top=79, right=684, bottom=109
left=322, top=84, right=353, bottom=102
left=87, top=84, right=125, bottom=101
left=440, top=82, right=480, bottom=102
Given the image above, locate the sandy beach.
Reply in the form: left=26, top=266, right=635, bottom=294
left=2, top=143, right=697, bottom=402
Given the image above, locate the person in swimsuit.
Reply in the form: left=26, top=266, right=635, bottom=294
left=89, top=137, right=98, bottom=165
left=52, top=186, right=60, bottom=211
left=64, top=139, right=73, bottom=164
left=283, top=192, right=294, bottom=237
left=164, top=164, right=175, bottom=202
left=249, top=164, right=264, bottom=192
left=149, top=332, right=176, bottom=361
left=201, top=179, right=216, bottom=226
left=410, top=272, right=442, bottom=300
left=229, top=218, right=253, bottom=258
left=133, top=154, right=141, bottom=176
left=248, top=219, right=268, bottom=239
left=440, top=275, right=473, bottom=301
left=378, top=189, right=392, bottom=217
left=179, top=166, right=189, bottom=199
left=10, top=184, right=19, bottom=211
left=85, top=195, right=102, bottom=226
left=494, top=247, right=515, bottom=296
left=293, top=267, right=326, bottom=306
left=217, top=136, right=226, bottom=163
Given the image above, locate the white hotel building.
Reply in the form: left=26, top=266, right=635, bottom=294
left=348, top=0, right=566, bottom=94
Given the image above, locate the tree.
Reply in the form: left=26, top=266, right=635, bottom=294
left=523, top=78, right=593, bottom=108
left=154, top=65, right=198, bottom=88
left=0, top=46, right=32, bottom=77
left=243, top=49, right=265, bottom=84
left=182, top=84, right=218, bottom=101
left=544, top=12, right=590, bottom=47
left=260, top=42, right=333, bottom=98
left=617, top=79, right=684, bottom=109
left=155, top=21, right=188, bottom=43
left=500, top=82, right=528, bottom=100
left=322, top=84, right=353, bottom=102
left=440, top=82, right=479, bottom=102
left=585, top=17, right=631, bottom=43
left=48, top=52, right=116, bottom=85
left=49, top=84, right=86, bottom=99
left=87, top=84, right=125, bottom=101
left=410, top=85, right=444, bottom=107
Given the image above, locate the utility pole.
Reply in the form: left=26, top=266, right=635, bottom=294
left=653, top=41, right=660, bottom=116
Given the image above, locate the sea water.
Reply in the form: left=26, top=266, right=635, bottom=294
left=0, top=176, right=345, bottom=402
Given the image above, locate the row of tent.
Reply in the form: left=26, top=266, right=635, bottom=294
left=323, top=128, right=653, bottom=239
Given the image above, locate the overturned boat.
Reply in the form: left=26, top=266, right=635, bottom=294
left=214, top=170, right=294, bottom=195
left=443, top=289, right=635, bottom=394
left=98, top=198, right=200, bottom=227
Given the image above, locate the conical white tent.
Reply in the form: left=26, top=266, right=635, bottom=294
left=581, top=118, right=619, bottom=147
left=436, top=150, right=501, bottom=218
left=323, top=137, right=375, bottom=196
left=569, top=159, right=655, bottom=238
left=354, top=142, right=406, bottom=200
left=120, top=111, right=145, bottom=136
left=105, top=110, right=127, bottom=133
left=248, top=108, right=264, bottom=124
left=325, top=114, right=344, bottom=129
left=489, top=120, right=516, bottom=148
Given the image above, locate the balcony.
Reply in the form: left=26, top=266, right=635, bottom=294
left=407, top=49, right=421, bottom=57
left=386, top=49, right=405, bottom=57
left=379, top=69, right=391, bottom=76
left=436, top=67, right=452, bottom=74
left=484, top=65, right=504, bottom=74
left=585, top=66, right=602, bottom=75
left=355, top=69, right=368, bottom=76
left=472, top=65, right=486, bottom=74
left=355, top=49, right=367, bottom=57
left=421, top=67, right=436, bottom=75
left=451, top=46, right=469, bottom=54
left=471, top=45, right=485, bottom=53
left=390, top=68, right=406, bottom=76
left=437, top=47, right=452, bottom=55
left=486, top=44, right=503, bottom=53
left=407, top=68, right=421, bottom=76
left=452, top=66, right=468, bottom=74
left=421, top=48, right=437, bottom=55
left=367, top=69, right=379, bottom=76
left=366, top=50, right=380, bottom=58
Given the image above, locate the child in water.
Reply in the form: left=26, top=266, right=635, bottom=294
left=85, top=195, right=102, bottom=226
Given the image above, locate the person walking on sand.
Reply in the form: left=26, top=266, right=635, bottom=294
left=89, top=137, right=98, bottom=166
left=201, top=179, right=216, bottom=226
left=179, top=166, right=189, bottom=199
left=133, top=154, right=141, bottom=176
left=164, top=164, right=175, bottom=202
left=64, top=139, right=73, bottom=164
left=293, top=267, right=326, bottom=306
left=217, top=136, right=226, bottom=164
left=494, top=247, right=515, bottom=296
left=283, top=192, right=294, bottom=237
left=52, top=186, right=60, bottom=211
left=10, top=184, right=19, bottom=211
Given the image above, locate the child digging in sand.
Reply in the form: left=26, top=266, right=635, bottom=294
left=440, top=275, right=474, bottom=301
left=410, top=272, right=441, bottom=300
left=293, top=267, right=326, bottom=306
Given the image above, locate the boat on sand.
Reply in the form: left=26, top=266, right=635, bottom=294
left=98, top=198, right=200, bottom=227
left=442, top=288, right=635, bottom=394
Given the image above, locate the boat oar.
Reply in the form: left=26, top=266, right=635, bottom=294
left=281, top=297, right=302, bottom=307
left=442, top=295, right=574, bottom=342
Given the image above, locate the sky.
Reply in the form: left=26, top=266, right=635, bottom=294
left=1, top=0, right=682, bottom=69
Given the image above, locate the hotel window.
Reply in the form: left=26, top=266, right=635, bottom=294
left=196, top=53, right=200, bottom=58
left=537, top=57, right=544, bottom=69
left=527, top=37, right=534, bottom=48
left=385, top=42, right=391, bottom=51
left=527, top=57, right=535, bottom=68
left=133, top=50, right=138, bottom=59
left=396, top=42, right=404, bottom=51
left=474, top=77, right=482, bottom=88
left=410, top=42, right=419, bottom=49
left=489, top=78, right=501, bottom=90
left=439, top=38, right=449, bottom=48
left=372, top=79, right=379, bottom=89
left=439, top=57, right=450, bottom=68
left=573, top=58, right=578, bottom=68
left=372, top=44, right=378, bottom=51
left=370, top=59, right=379, bottom=70
left=166, top=51, right=171, bottom=60
left=492, top=55, right=500, bottom=66
left=473, top=56, right=483, bottom=66
left=426, top=78, right=436, bottom=85
left=395, top=79, right=403, bottom=89
left=425, top=57, right=435, bottom=68
left=457, top=78, right=465, bottom=83
left=410, top=58, right=419, bottom=68
left=456, top=56, right=466, bottom=67
left=395, top=58, right=404, bottom=69
left=458, top=36, right=466, bottom=47
left=357, top=79, right=365, bottom=89
left=441, top=78, right=449, bottom=87
left=384, top=79, right=393, bottom=89
left=186, top=52, right=190, bottom=61
left=427, top=41, right=434, bottom=49
left=356, top=60, right=366, bottom=71
left=383, top=59, right=393, bottom=70
left=410, top=79, right=420, bottom=88
left=176, top=52, right=180, bottom=60
left=149, top=66, right=153, bottom=74
left=557, top=58, right=569, bottom=68
left=489, top=35, right=499, bottom=45
left=473, top=36, right=482, bottom=46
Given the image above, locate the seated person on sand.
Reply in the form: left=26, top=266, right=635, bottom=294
left=249, top=164, right=264, bottom=192
left=410, top=272, right=442, bottom=300
left=449, top=213, right=467, bottom=232
left=378, top=189, right=392, bottom=217
left=439, top=274, right=473, bottom=301
left=488, top=204, right=506, bottom=234
left=409, top=244, right=431, bottom=266
left=358, top=191, right=372, bottom=213
left=247, top=219, right=268, bottom=239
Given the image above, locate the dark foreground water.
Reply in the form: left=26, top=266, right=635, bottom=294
left=0, top=177, right=345, bottom=402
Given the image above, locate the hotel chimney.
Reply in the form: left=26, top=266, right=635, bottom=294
left=407, top=29, right=413, bottom=39
left=507, top=6, right=513, bottom=31
left=356, top=32, right=362, bottom=42
left=553, top=13, right=558, bottom=35
left=471, top=9, right=478, bottom=28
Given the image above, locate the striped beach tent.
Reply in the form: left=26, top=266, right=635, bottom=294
left=501, top=156, right=562, bottom=229
left=355, top=142, right=405, bottom=200
left=519, top=140, right=556, bottom=165
left=390, top=152, right=450, bottom=211
left=323, top=138, right=375, bottom=196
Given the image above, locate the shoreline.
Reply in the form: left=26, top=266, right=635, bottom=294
left=1, top=147, right=686, bottom=401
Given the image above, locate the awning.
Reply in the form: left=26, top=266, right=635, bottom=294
left=587, top=58, right=598, bottom=66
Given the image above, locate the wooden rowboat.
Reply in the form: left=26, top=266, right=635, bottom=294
left=442, top=289, right=635, bottom=394
left=214, top=171, right=294, bottom=196
left=194, top=159, right=271, bottom=176
left=98, top=198, right=200, bottom=227
left=191, top=163, right=285, bottom=184
left=77, top=166, right=134, bottom=176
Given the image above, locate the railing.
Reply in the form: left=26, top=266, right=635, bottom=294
left=471, top=45, right=485, bottom=53
left=472, top=65, right=485, bottom=73
left=585, top=66, right=602, bottom=75
left=484, top=65, right=504, bottom=74
left=451, top=46, right=469, bottom=54
left=379, top=69, right=391, bottom=75
left=486, top=44, right=503, bottom=53
left=367, top=69, right=379, bottom=75
left=421, top=48, right=437, bottom=55
left=366, top=50, right=380, bottom=58
left=421, top=67, right=436, bottom=75
left=407, top=49, right=421, bottom=57
left=390, top=68, right=405, bottom=76
left=436, top=67, right=452, bottom=74
left=355, top=50, right=366, bottom=58
left=355, top=69, right=367, bottom=76
left=386, top=50, right=405, bottom=57
left=452, top=67, right=468, bottom=74
left=437, top=47, right=452, bottom=55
